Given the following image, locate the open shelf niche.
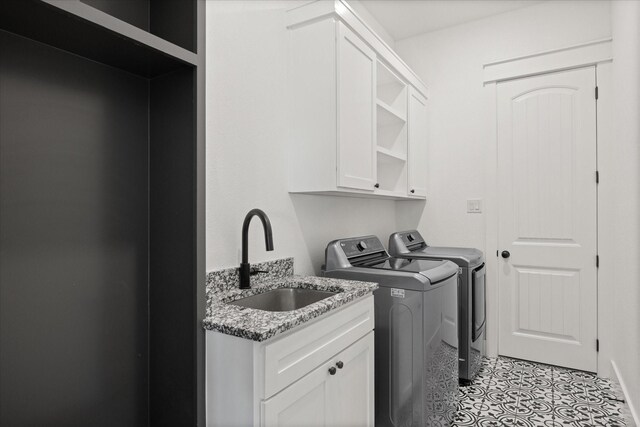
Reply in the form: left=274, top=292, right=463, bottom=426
left=0, top=0, right=198, bottom=77
left=376, top=60, right=408, bottom=195
left=0, top=1, right=205, bottom=426
left=80, top=0, right=196, bottom=52
left=377, top=149, right=408, bottom=194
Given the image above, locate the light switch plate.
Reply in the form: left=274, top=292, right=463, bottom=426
left=467, top=199, right=482, bottom=213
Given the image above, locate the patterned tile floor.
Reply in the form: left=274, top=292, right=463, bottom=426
left=453, top=357, right=627, bottom=427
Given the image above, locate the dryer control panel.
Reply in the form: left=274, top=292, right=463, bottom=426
left=397, top=230, right=426, bottom=247
left=389, top=230, right=427, bottom=255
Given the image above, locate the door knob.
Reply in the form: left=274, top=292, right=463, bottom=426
left=328, top=366, right=337, bottom=375
left=374, top=183, right=380, bottom=189
left=336, top=361, right=344, bottom=369
left=410, top=189, right=415, bottom=194
left=501, top=250, right=511, bottom=259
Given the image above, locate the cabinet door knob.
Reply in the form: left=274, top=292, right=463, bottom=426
left=336, top=361, right=344, bottom=369
left=328, top=366, right=337, bottom=375
left=501, top=250, right=511, bottom=259
left=410, top=189, right=415, bottom=194
left=374, top=183, right=380, bottom=189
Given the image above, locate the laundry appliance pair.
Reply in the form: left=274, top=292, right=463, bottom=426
left=322, top=231, right=485, bottom=427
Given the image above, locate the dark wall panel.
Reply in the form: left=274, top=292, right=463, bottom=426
left=0, top=32, right=149, bottom=426
left=149, top=68, right=196, bottom=427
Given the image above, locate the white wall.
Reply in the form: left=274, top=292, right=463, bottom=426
left=394, top=0, right=611, bottom=249
left=393, top=1, right=612, bottom=357
left=347, top=0, right=395, bottom=48
left=610, top=1, right=640, bottom=422
left=205, top=1, right=407, bottom=275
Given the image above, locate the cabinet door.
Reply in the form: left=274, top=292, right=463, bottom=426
left=407, top=87, right=428, bottom=197
left=261, top=332, right=375, bottom=427
left=336, top=22, right=377, bottom=191
left=262, top=360, right=333, bottom=427
left=329, top=332, right=375, bottom=427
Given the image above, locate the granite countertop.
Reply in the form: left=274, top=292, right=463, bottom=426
left=202, top=258, right=378, bottom=342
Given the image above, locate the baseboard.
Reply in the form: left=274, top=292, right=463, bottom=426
left=610, top=360, right=639, bottom=427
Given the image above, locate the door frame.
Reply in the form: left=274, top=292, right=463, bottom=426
left=482, top=38, right=614, bottom=376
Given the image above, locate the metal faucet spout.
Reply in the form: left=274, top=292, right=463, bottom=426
left=239, top=209, right=274, bottom=289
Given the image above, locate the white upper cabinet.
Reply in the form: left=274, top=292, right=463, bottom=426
left=337, top=23, right=377, bottom=191
left=408, top=87, right=428, bottom=197
left=287, top=0, right=428, bottom=200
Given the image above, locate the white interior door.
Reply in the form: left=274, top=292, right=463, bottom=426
left=336, top=22, right=377, bottom=191
left=497, top=67, right=598, bottom=372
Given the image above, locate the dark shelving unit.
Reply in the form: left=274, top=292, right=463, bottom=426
left=0, top=1, right=205, bottom=426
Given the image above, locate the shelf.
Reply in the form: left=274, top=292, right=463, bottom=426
left=377, top=100, right=407, bottom=126
left=377, top=60, right=407, bottom=115
left=79, top=0, right=196, bottom=52
left=376, top=151, right=407, bottom=195
left=377, top=146, right=407, bottom=162
left=0, top=0, right=199, bottom=78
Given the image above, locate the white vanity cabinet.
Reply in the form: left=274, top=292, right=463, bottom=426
left=287, top=0, right=428, bottom=200
left=262, top=332, right=374, bottom=427
left=206, top=296, right=375, bottom=427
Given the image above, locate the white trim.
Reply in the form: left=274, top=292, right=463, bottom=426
left=610, top=360, right=639, bottom=426
left=484, top=80, right=499, bottom=358
left=595, top=61, right=614, bottom=379
left=286, top=0, right=429, bottom=98
left=483, top=38, right=612, bottom=84
left=485, top=37, right=612, bottom=67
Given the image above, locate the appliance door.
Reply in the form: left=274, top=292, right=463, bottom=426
left=472, top=263, right=486, bottom=341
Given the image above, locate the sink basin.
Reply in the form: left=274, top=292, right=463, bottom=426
left=229, top=287, right=337, bottom=312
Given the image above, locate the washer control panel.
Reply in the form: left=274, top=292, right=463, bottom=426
left=340, top=236, right=386, bottom=258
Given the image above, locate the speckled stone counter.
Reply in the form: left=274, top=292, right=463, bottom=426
left=203, top=258, right=378, bottom=341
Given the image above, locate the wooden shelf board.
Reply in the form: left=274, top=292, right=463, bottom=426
left=377, top=146, right=407, bottom=162
left=376, top=99, right=406, bottom=125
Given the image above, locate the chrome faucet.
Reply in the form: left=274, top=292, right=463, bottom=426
left=239, top=209, right=274, bottom=289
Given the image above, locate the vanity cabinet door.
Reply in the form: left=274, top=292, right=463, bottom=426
left=261, top=332, right=374, bottom=427
left=329, top=332, right=375, bottom=427
left=336, top=22, right=377, bottom=192
left=261, top=360, right=333, bottom=427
